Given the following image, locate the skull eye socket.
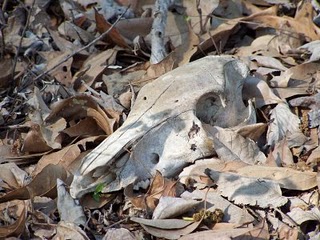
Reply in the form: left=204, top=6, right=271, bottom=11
left=196, top=93, right=223, bottom=125
left=150, top=153, right=160, bottom=164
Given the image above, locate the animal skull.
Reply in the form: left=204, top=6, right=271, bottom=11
left=70, top=56, right=255, bottom=198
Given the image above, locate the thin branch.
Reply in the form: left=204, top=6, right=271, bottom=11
left=150, top=0, right=174, bottom=64
left=12, top=0, right=35, bottom=79
left=33, top=7, right=129, bottom=82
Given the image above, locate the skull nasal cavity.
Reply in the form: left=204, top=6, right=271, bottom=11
left=196, top=93, right=222, bottom=125
left=150, top=153, right=160, bottom=164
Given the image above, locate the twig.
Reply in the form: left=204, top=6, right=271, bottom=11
left=196, top=0, right=205, bottom=35
left=1, top=0, right=8, bottom=11
left=150, top=0, right=174, bottom=64
left=12, top=0, right=35, bottom=79
left=33, top=7, right=129, bottom=82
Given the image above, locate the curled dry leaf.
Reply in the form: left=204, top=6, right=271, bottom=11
left=124, top=170, right=179, bottom=212
left=54, top=221, right=90, bottom=240
left=152, top=196, right=200, bottom=219
left=243, top=76, right=283, bottom=108
left=46, top=95, right=118, bottom=136
left=209, top=126, right=266, bottom=164
left=0, top=200, right=29, bottom=239
left=0, top=164, right=68, bottom=204
left=286, top=207, right=320, bottom=226
left=95, top=8, right=130, bottom=48
left=74, top=48, right=118, bottom=92
left=267, top=103, right=301, bottom=147
left=33, top=136, right=105, bottom=176
left=0, top=163, right=28, bottom=190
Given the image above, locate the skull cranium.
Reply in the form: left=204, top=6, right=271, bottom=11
left=70, top=56, right=255, bottom=198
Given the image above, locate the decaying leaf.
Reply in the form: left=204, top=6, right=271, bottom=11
left=236, top=165, right=317, bottom=191
left=210, top=126, right=266, bottom=164
left=267, top=103, right=301, bottom=147
left=205, top=169, right=288, bottom=207
left=0, top=164, right=68, bottom=203
left=152, top=196, right=200, bottom=219
left=131, top=217, right=202, bottom=240
left=56, top=179, right=86, bottom=226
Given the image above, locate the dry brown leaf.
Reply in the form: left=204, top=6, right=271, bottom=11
left=74, top=49, right=117, bottom=92
left=0, top=164, right=68, bottom=203
left=0, top=163, right=28, bottom=190
left=117, top=17, right=153, bottom=40
left=124, top=171, right=179, bottom=211
left=45, top=51, right=73, bottom=87
left=0, top=58, right=13, bottom=89
left=33, top=136, right=105, bottom=176
left=46, top=95, right=117, bottom=136
left=236, top=166, right=317, bottom=191
left=95, top=8, right=130, bottom=48
left=0, top=200, right=28, bottom=238
left=22, top=123, right=53, bottom=153
left=63, top=118, right=105, bottom=137
left=54, top=221, right=90, bottom=240
left=272, top=62, right=320, bottom=99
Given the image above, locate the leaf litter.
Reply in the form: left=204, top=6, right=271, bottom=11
left=1, top=0, right=320, bottom=239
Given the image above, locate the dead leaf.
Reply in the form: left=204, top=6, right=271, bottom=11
left=205, top=169, right=288, bottom=208
left=0, top=163, right=28, bottom=189
left=74, top=49, right=117, bottom=92
left=0, top=200, right=28, bottom=238
left=54, top=221, right=90, bottom=240
left=46, top=95, right=117, bottom=136
left=57, top=179, right=86, bottom=226
left=152, top=197, right=200, bottom=219
left=103, top=228, right=135, bottom=240
left=210, top=126, right=266, bottom=164
left=95, top=8, right=130, bottom=48
left=267, top=103, right=301, bottom=147
left=33, top=136, right=105, bottom=175
left=236, top=165, right=317, bottom=191
left=131, top=217, right=201, bottom=240
left=181, top=189, right=255, bottom=225
left=0, top=164, right=68, bottom=203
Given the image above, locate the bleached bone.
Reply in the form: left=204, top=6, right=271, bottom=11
left=70, top=56, right=256, bottom=198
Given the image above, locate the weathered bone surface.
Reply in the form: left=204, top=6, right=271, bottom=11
left=70, top=56, right=256, bottom=198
